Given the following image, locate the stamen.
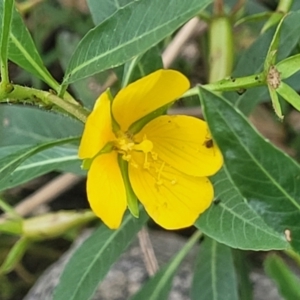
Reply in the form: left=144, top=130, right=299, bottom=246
left=114, top=132, right=157, bottom=170
left=119, top=140, right=134, bottom=152
left=156, top=161, right=165, bottom=186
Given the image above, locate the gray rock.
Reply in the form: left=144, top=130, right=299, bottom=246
left=24, top=230, right=283, bottom=300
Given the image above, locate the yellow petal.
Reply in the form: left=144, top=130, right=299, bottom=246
left=134, top=115, right=223, bottom=177
left=129, top=153, right=213, bottom=229
left=79, top=91, right=115, bottom=159
left=112, top=69, right=190, bottom=131
left=87, top=152, right=127, bottom=229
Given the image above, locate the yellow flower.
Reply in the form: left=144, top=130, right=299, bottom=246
left=79, top=70, right=223, bottom=230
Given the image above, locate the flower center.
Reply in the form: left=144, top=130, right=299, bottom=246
left=114, top=131, right=154, bottom=165
left=114, top=132, right=177, bottom=188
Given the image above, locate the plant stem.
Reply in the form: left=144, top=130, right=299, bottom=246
left=0, top=84, right=89, bottom=123
left=277, top=0, right=293, bottom=13
left=57, top=83, right=68, bottom=98
left=184, top=72, right=265, bottom=97
left=208, top=16, right=234, bottom=83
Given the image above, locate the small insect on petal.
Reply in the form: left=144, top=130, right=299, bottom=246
left=204, top=138, right=213, bottom=148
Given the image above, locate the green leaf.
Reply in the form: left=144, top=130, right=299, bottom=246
left=0, top=2, right=57, bottom=88
left=276, top=53, right=300, bottom=79
left=268, top=84, right=283, bottom=119
left=0, top=0, right=14, bottom=83
left=199, top=87, right=300, bottom=253
left=277, top=81, right=300, bottom=111
left=196, top=169, right=288, bottom=250
left=233, top=250, right=253, bottom=300
left=0, top=106, right=83, bottom=146
left=0, top=137, right=78, bottom=181
left=264, top=15, right=286, bottom=71
left=53, top=211, right=148, bottom=300
left=63, top=0, right=211, bottom=83
left=292, top=2, right=300, bottom=10
left=130, top=230, right=201, bottom=300
left=190, top=238, right=238, bottom=300
left=0, top=145, right=81, bottom=192
left=87, top=0, right=134, bottom=25
left=264, top=254, right=300, bottom=299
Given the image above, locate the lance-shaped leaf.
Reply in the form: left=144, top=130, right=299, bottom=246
left=0, top=145, right=81, bottom=192
left=268, top=82, right=283, bottom=119
left=191, top=238, right=238, bottom=300
left=196, top=169, right=288, bottom=250
left=233, top=250, right=253, bottom=300
left=264, top=15, right=286, bottom=73
left=0, top=2, right=57, bottom=88
left=276, top=53, right=300, bottom=79
left=53, top=211, right=148, bottom=300
left=199, top=87, right=300, bottom=253
left=0, top=137, right=79, bottom=181
left=63, top=0, right=211, bottom=83
left=0, top=106, right=83, bottom=147
left=276, top=81, right=300, bottom=111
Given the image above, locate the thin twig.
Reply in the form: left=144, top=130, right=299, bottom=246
left=98, top=71, right=118, bottom=94
left=162, top=17, right=207, bottom=68
left=13, top=173, right=82, bottom=217
left=137, top=227, right=159, bottom=276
